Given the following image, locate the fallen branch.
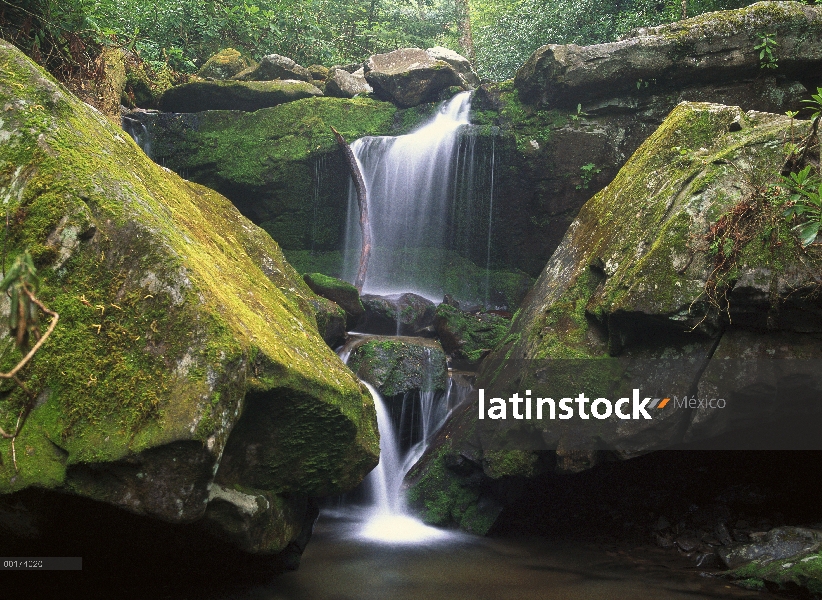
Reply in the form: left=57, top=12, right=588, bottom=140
left=0, top=286, right=58, bottom=471
left=331, top=126, right=371, bottom=291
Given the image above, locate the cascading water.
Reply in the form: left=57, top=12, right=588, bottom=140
left=342, top=91, right=488, bottom=301
left=336, top=339, right=471, bottom=543
left=122, top=116, right=153, bottom=160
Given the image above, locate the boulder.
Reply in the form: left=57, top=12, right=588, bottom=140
left=158, top=79, right=322, bottom=112
left=197, top=48, right=255, bottom=80
left=406, top=102, right=822, bottom=531
left=309, top=295, right=347, bottom=348
left=233, top=53, right=313, bottom=83
left=426, top=46, right=480, bottom=88
left=725, top=528, right=822, bottom=595
left=365, top=48, right=463, bottom=107
left=720, top=527, right=822, bottom=569
left=0, top=40, right=378, bottom=556
left=307, top=64, right=329, bottom=81
left=325, top=67, right=373, bottom=98
left=347, top=336, right=448, bottom=397
left=515, top=1, right=822, bottom=107
left=303, top=272, right=365, bottom=326
left=357, top=293, right=436, bottom=335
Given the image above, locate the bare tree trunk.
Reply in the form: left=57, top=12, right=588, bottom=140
left=681, top=0, right=688, bottom=20
left=331, top=126, right=371, bottom=292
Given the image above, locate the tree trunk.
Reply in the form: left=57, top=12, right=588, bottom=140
left=456, top=0, right=475, bottom=62
left=331, top=126, right=371, bottom=292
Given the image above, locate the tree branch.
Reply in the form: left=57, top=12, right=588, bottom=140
left=331, top=126, right=371, bottom=292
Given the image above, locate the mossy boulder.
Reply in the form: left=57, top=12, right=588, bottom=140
left=405, top=101, right=822, bottom=531
left=233, top=53, right=313, bottom=83
left=725, top=528, right=822, bottom=596
left=303, top=272, right=364, bottom=326
left=0, top=40, right=378, bottom=555
left=158, top=80, right=322, bottom=113
left=515, top=1, right=822, bottom=108
left=197, top=48, right=255, bottom=80
left=124, top=96, right=399, bottom=255
left=347, top=337, right=447, bottom=397
left=434, top=304, right=511, bottom=363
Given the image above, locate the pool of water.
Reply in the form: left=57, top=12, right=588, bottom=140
left=233, top=509, right=780, bottom=600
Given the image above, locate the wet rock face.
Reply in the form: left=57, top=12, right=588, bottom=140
left=365, top=48, right=465, bottom=107
left=406, top=101, right=822, bottom=532
left=0, top=40, right=378, bottom=557
left=514, top=1, right=822, bottom=109
left=158, top=79, right=322, bottom=112
left=719, top=527, right=822, bottom=569
left=357, top=293, right=437, bottom=336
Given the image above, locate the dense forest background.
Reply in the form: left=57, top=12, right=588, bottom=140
left=0, top=0, right=807, bottom=85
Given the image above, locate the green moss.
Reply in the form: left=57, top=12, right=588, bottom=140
left=349, top=338, right=447, bottom=396
left=406, top=446, right=485, bottom=530
left=0, top=41, right=378, bottom=495
left=731, top=551, right=822, bottom=596
left=197, top=48, right=254, bottom=80
left=483, top=448, right=538, bottom=478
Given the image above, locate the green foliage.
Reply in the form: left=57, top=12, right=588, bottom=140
left=782, top=166, right=822, bottom=246
left=576, top=162, right=601, bottom=190
left=0, top=251, right=41, bottom=350
left=802, top=87, right=822, bottom=121
left=754, top=32, right=778, bottom=69
left=88, top=0, right=464, bottom=72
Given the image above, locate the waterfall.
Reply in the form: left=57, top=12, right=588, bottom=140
left=337, top=339, right=472, bottom=543
left=341, top=92, right=473, bottom=301
left=122, top=116, right=152, bottom=160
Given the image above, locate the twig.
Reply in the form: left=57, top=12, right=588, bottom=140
left=0, top=286, right=58, bottom=381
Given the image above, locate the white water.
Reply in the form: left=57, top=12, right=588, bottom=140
left=336, top=339, right=471, bottom=543
left=341, top=92, right=474, bottom=301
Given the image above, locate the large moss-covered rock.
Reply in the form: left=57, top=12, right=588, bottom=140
left=515, top=1, right=822, bottom=108
left=197, top=48, right=255, bottom=80
left=726, top=528, right=822, bottom=595
left=124, top=96, right=399, bottom=253
left=0, top=40, right=378, bottom=555
left=406, top=101, right=822, bottom=532
left=158, top=79, right=322, bottom=112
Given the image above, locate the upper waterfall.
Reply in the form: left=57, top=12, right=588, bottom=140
left=341, top=91, right=480, bottom=301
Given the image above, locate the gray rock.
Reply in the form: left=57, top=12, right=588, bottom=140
left=515, top=2, right=822, bottom=108
left=325, top=67, right=373, bottom=98
left=718, top=527, right=822, bottom=569
left=358, top=293, right=437, bottom=335
left=365, top=48, right=463, bottom=107
left=233, top=53, right=313, bottom=83
left=426, top=46, right=480, bottom=87
left=347, top=336, right=448, bottom=397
